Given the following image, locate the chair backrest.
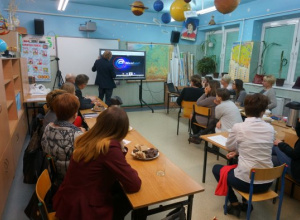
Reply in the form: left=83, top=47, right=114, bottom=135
left=36, top=169, right=52, bottom=216
left=46, top=154, right=57, bottom=182
left=250, top=164, right=286, bottom=181
left=194, top=105, right=211, bottom=117
left=181, top=101, right=196, bottom=118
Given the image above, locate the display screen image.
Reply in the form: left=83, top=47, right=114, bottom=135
left=100, top=49, right=146, bottom=80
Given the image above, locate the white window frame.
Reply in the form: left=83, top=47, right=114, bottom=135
left=260, top=18, right=300, bottom=85
left=205, top=28, right=239, bottom=74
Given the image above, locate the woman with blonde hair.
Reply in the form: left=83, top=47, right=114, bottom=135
left=53, top=107, right=141, bottom=220
left=260, top=75, right=277, bottom=110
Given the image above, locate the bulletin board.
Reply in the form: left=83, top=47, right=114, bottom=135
left=56, top=37, right=119, bottom=85
left=127, top=42, right=174, bottom=81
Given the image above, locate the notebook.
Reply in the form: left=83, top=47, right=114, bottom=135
left=167, top=83, right=182, bottom=94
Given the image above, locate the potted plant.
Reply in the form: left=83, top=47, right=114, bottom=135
left=196, top=56, right=216, bottom=76
left=200, top=31, right=216, bottom=53
left=276, top=50, right=288, bottom=86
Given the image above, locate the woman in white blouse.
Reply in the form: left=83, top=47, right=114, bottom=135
left=212, top=93, right=275, bottom=217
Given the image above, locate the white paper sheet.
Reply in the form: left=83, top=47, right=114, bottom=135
left=207, top=135, right=227, bottom=147
left=26, top=98, right=46, bottom=102
left=123, top=139, right=131, bottom=145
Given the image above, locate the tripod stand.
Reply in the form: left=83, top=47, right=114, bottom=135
left=52, top=57, right=64, bottom=90
left=139, top=80, right=154, bottom=113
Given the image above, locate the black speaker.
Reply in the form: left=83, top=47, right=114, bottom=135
left=34, top=19, right=44, bottom=35
left=170, top=31, right=180, bottom=44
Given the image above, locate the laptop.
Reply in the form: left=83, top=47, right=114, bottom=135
left=167, top=83, right=182, bottom=94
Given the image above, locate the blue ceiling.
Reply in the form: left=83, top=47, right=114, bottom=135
left=67, top=0, right=256, bottom=13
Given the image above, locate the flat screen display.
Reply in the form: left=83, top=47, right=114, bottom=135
left=100, top=49, right=146, bottom=80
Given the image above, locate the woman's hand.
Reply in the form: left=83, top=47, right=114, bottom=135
left=274, top=139, right=282, bottom=146
left=226, top=151, right=237, bottom=159
left=216, top=121, right=221, bottom=129
left=214, top=98, right=221, bottom=105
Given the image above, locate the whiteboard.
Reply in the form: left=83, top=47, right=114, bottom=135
left=56, top=37, right=119, bottom=85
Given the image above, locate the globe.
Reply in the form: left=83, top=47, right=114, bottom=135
left=0, top=39, right=7, bottom=52
left=214, top=0, right=240, bottom=14
left=170, top=0, right=191, bottom=22
left=130, top=1, right=148, bottom=16
left=153, top=0, right=164, bottom=12
left=161, top=13, right=171, bottom=24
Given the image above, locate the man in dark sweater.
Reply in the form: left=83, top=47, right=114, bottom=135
left=176, top=74, right=204, bottom=106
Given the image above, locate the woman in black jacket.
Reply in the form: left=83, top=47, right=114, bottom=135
left=272, top=118, right=300, bottom=183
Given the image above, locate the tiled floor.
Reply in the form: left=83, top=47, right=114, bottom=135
left=3, top=107, right=300, bottom=220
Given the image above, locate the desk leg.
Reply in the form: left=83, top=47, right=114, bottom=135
left=202, top=141, right=208, bottom=183
left=167, top=93, right=170, bottom=114
left=131, top=207, right=148, bottom=220
left=25, top=103, right=30, bottom=135
left=187, top=195, right=194, bottom=220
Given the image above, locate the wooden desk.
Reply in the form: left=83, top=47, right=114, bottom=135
left=200, top=125, right=298, bottom=183
left=200, top=132, right=229, bottom=183
left=83, top=111, right=204, bottom=220
left=23, top=94, right=47, bottom=134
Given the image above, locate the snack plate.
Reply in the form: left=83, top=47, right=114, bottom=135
left=131, top=151, right=159, bottom=161
left=91, top=107, right=105, bottom=112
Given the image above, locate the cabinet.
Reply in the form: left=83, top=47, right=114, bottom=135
left=0, top=58, right=28, bottom=216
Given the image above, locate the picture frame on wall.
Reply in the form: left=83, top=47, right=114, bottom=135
left=181, top=18, right=199, bottom=41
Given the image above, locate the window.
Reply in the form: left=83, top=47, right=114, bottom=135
left=260, top=19, right=300, bottom=84
left=205, top=28, right=239, bottom=75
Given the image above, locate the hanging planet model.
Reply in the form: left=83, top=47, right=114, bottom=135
left=130, top=1, right=149, bottom=16
left=170, top=0, right=191, bottom=22
left=214, top=0, right=240, bottom=14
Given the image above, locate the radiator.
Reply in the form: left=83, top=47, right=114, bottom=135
left=272, top=97, right=285, bottom=116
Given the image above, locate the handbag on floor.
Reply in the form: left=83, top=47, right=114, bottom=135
left=161, top=206, right=186, bottom=220
left=23, top=117, right=48, bottom=184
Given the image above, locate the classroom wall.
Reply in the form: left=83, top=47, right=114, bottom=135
left=1, top=0, right=300, bottom=105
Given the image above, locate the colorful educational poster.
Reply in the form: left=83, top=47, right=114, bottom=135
left=127, top=43, right=174, bottom=80
left=21, top=42, right=51, bottom=82
left=229, top=41, right=254, bottom=82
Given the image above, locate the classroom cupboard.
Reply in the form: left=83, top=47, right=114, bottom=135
left=0, top=58, right=28, bottom=216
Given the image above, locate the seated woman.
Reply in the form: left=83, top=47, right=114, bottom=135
left=42, top=89, right=67, bottom=131
left=41, top=93, right=84, bottom=183
left=53, top=107, right=141, bottom=220
left=176, top=74, right=204, bottom=106
left=232, top=79, right=247, bottom=107
left=215, top=88, right=242, bottom=133
left=272, top=118, right=300, bottom=183
left=61, top=82, right=75, bottom=94
left=212, top=93, right=274, bottom=217
left=259, top=75, right=277, bottom=110
left=189, top=80, right=220, bottom=144
left=221, top=74, right=232, bottom=90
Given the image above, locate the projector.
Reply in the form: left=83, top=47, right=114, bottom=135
left=79, top=21, right=97, bottom=32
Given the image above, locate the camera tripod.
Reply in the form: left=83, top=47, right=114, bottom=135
left=51, top=57, right=64, bottom=90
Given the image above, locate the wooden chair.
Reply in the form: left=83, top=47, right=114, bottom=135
left=189, top=105, right=211, bottom=139
left=224, top=164, right=288, bottom=220
left=177, top=101, right=196, bottom=135
left=36, top=169, right=58, bottom=220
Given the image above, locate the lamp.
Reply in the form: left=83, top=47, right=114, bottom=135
left=196, top=6, right=216, bottom=15
left=58, top=0, right=69, bottom=11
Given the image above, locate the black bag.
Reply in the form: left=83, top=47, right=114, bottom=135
left=162, top=206, right=186, bottom=220
left=23, top=119, right=48, bottom=184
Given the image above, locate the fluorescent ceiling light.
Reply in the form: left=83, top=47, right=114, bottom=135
left=58, top=0, right=69, bottom=11
left=196, top=6, right=216, bottom=15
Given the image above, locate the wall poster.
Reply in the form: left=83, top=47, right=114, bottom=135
left=21, top=42, right=51, bottom=82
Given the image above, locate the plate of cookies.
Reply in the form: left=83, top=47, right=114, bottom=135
left=92, top=105, right=106, bottom=112
left=131, top=144, right=159, bottom=160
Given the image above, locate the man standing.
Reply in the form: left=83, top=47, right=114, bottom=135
left=92, top=50, right=116, bottom=106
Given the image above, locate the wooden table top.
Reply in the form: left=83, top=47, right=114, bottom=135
left=24, top=94, right=46, bottom=103
left=82, top=109, right=204, bottom=209
left=125, top=129, right=204, bottom=209
left=201, top=124, right=297, bottom=150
